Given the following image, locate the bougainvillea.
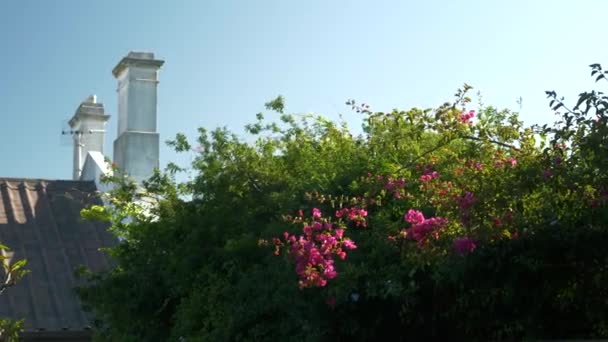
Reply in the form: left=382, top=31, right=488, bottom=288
left=274, top=208, right=358, bottom=288
left=459, top=109, right=475, bottom=124
left=452, top=237, right=477, bottom=255
left=77, top=65, right=608, bottom=341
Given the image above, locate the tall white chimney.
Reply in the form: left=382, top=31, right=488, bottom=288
left=68, top=95, right=110, bottom=180
left=112, top=52, right=164, bottom=183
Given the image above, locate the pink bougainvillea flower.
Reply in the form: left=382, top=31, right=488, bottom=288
left=276, top=208, right=362, bottom=288
left=385, top=180, right=395, bottom=190
left=403, top=208, right=448, bottom=245
left=459, top=110, right=475, bottom=124
left=312, top=208, right=322, bottom=219
left=408, top=217, right=447, bottom=244
left=334, top=229, right=344, bottom=239
left=405, top=209, right=425, bottom=225
left=420, top=171, right=440, bottom=183
left=453, top=237, right=477, bottom=256
left=456, top=191, right=477, bottom=211
left=335, top=207, right=368, bottom=227
left=342, top=239, right=357, bottom=250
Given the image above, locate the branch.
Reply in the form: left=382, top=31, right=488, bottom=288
left=461, top=135, right=520, bottom=151
left=546, top=91, right=577, bottom=116
left=0, top=283, right=11, bottom=296
left=0, top=271, right=15, bottom=296
left=395, top=133, right=520, bottom=173
left=396, top=138, right=454, bottom=172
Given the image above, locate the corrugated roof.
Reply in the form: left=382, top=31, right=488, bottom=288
left=0, top=178, right=116, bottom=332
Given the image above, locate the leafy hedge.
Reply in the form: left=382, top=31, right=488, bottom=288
left=78, top=65, right=608, bottom=341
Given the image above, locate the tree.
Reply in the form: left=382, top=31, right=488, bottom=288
left=0, top=244, right=28, bottom=342
left=79, top=67, right=608, bottom=340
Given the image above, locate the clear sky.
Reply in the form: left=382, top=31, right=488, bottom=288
left=1, top=0, right=606, bottom=180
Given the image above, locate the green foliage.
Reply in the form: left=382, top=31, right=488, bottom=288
left=0, top=244, right=27, bottom=341
left=78, top=66, right=608, bottom=341
left=0, top=318, right=23, bottom=342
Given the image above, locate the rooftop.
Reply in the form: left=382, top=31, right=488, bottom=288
left=0, top=178, right=115, bottom=333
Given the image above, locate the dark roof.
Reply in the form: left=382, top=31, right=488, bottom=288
left=0, top=178, right=116, bottom=333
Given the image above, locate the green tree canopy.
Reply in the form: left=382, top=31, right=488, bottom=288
left=79, top=65, right=608, bottom=341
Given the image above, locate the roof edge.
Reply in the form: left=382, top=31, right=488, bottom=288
left=0, top=177, right=96, bottom=184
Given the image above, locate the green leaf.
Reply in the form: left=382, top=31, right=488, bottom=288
left=264, top=96, right=285, bottom=114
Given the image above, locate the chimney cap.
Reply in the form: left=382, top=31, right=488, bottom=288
left=84, top=95, right=97, bottom=104
left=68, top=95, right=110, bottom=127
left=112, top=51, right=164, bottom=78
left=127, top=52, right=155, bottom=60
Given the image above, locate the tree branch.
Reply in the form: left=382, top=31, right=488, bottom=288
left=396, top=138, right=454, bottom=172
left=395, top=133, right=520, bottom=173
left=461, top=135, right=520, bottom=151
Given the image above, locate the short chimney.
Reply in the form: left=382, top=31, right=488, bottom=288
left=68, top=95, right=110, bottom=180
left=112, top=52, right=164, bottom=183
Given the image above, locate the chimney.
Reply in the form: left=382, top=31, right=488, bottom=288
left=68, top=95, right=110, bottom=180
left=112, top=52, right=164, bottom=183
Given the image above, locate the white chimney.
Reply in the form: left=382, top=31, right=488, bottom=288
left=68, top=95, right=110, bottom=180
left=112, top=52, right=164, bottom=183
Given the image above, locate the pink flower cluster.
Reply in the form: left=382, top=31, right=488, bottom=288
left=312, top=207, right=322, bottom=219
left=459, top=110, right=475, bottom=124
left=456, top=191, right=477, bottom=211
left=494, top=156, right=518, bottom=168
left=335, top=207, right=368, bottom=227
left=420, top=171, right=440, bottom=182
left=453, top=237, right=477, bottom=256
left=404, top=209, right=448, bottom=245
left=275, top=208, right=358, bottom=288
left=385, top=177, right=407, bottom=198
left=385, top=177, right=406, bottom=190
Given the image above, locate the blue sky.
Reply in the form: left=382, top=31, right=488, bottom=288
left=1, top=0, right=606, bottom=180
